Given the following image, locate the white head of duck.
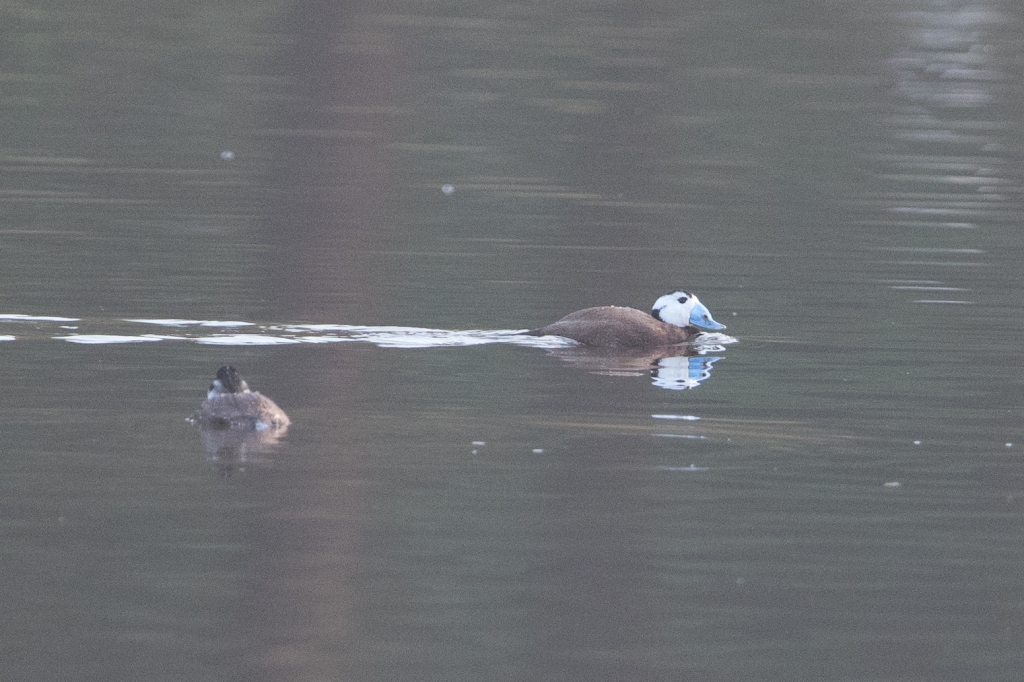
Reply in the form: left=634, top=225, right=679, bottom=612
left=651, top=291, right=726, bottom=331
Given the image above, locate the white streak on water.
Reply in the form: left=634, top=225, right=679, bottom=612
left=654, top=433, right=707, bottom=439
left=194, top=334, right=302, bottom=346
left=60, top=334, right=183, bottom=344
left=46, top=326, right=576, bottom=347
left=656, top=464, right=710, bottom=471
left=0, top=314, right=80, bottom=322
left=126, top=319, right=255, bottom=327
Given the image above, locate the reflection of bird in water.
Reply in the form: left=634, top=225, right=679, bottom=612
left=191, top=366, right=290, bottom=430
left=523, top=290, right=725, bottom=348
left=539, top=344, right=723, bottom=390
left=197, top=425, right=288, bottom=475
left=541, top=344, right=702, bottom=371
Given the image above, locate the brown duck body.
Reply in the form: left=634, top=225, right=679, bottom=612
left=193, top=366, right=291, bottom=430
left=197, top=391, right=291, bottom=430
left=525, top=306, right=702, bottom=349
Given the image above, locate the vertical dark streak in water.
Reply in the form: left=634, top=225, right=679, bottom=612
left=261, top=1, right=395, bottom=319
left=245, top=2, right=399, bottom=679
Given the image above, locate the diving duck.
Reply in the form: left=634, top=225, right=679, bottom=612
left=192, top=366, right=291, bottom=430
left=524, top=290, right=726, bottom=349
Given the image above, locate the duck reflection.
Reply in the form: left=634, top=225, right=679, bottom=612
left=542, top=344, right=724, bottom=390
left=195, top=425, right=289, bottom=474
left=188, top=366, right=290, bottom=473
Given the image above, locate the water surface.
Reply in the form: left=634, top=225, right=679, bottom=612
left=3, top=2, right=1024, bottom=681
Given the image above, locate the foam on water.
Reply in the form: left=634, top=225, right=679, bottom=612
left=61, top=334, right=183, bottom=345
left=126, top=319, right=256, bottom=327
left=194, top=334, right=303, bottom=346
left=0, top=314, right=578, bottom=348
left=0, top=314, right=81, bottom=322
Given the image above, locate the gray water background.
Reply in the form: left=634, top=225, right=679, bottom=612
left=3, top=2, right=1024, bottom=680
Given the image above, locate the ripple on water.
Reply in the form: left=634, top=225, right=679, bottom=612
left=3, top=315, right=580, bottom=348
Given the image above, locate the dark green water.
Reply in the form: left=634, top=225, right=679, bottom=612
left=3, top=2, right=1024, bottom=681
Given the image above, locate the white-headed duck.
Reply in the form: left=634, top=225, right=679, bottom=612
left=524, top=290, right=726, bottom=349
